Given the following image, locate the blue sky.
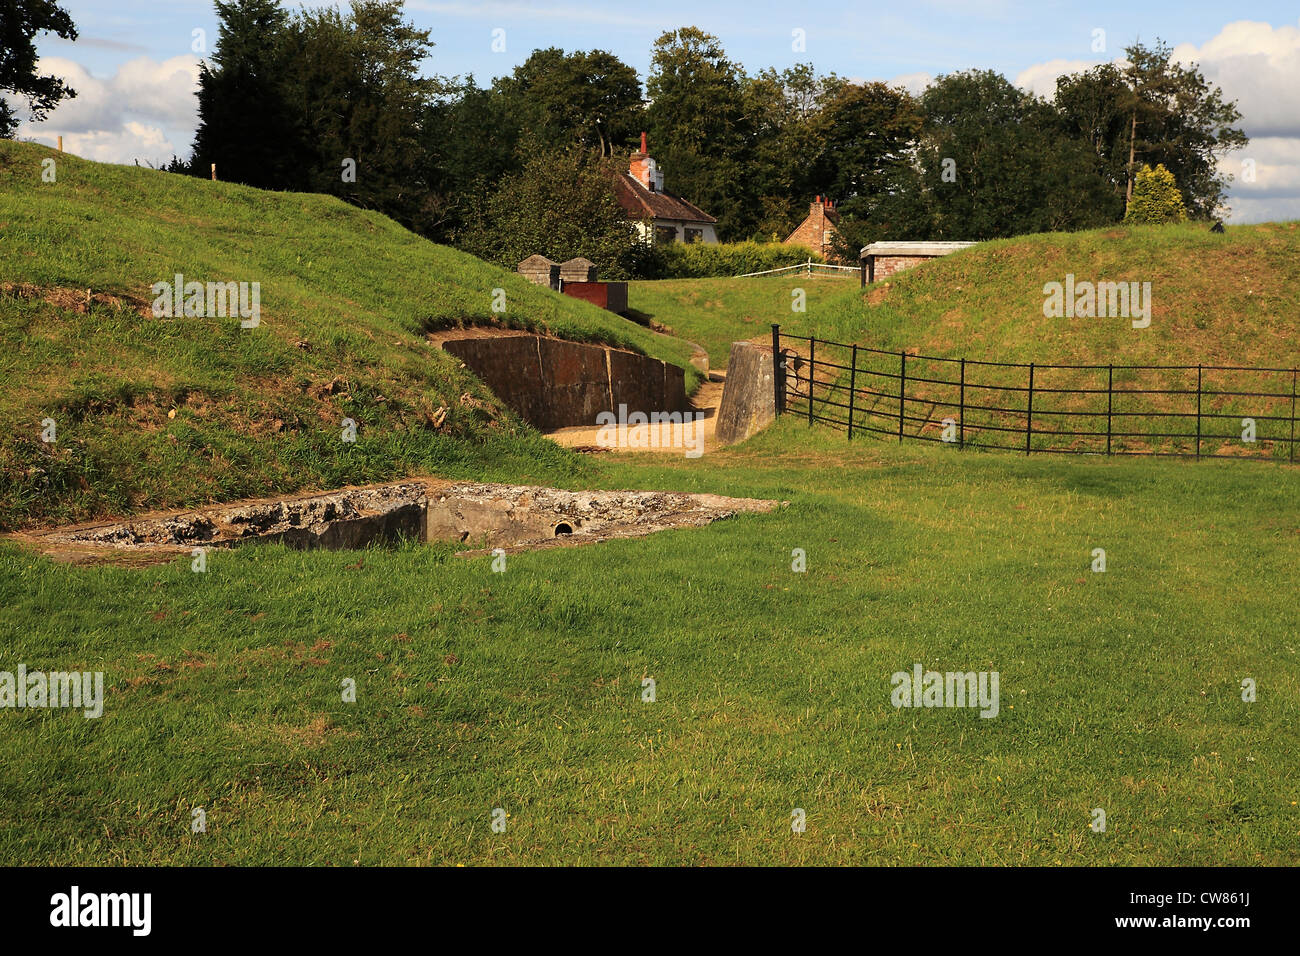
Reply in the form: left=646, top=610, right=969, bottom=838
left=16, top=1, right=1300, bottom=221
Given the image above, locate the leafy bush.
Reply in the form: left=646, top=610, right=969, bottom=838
left=644, top=240, right=823, bottom=278
left=1124, top=164, right=1189, bottom=224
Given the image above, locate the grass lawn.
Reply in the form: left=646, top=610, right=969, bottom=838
left=628, top=273, right=858, bottom=370
left=4, top=142, right=1296, bottom=867
left=0, top=139, right=697, bottom=531
left=2, top=420, right=1296, bottom=865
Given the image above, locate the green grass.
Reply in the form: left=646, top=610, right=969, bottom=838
left=0, top=140, right=699, bottom=530
left=2, top=144, right=1297, bottom=866
left=1, top=422, right=1296, bottom=865
left=636, top=225, right=1300, bottom=458
left=815, top=221, right=1300, bottom=363
left=628, top=273, right=858, bottom=369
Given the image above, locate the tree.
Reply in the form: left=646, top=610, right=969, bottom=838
left=645, top=28, right=754, bottom=239
left=1055, top=40, right=1247, bottom=219
left=281, top=1, right=438, bottom=231
left=1123, top=163, right=1187, bottom=224
left=0, top=0, right=78, bottom=138
left=492, top=48, right=643, bottom=156
left=814, top=81, right=923, bottom=238
left=456, top=144, right=647, bottom=279
left=902, top=70, right=1121, bottom=240
left=421, top=77, right=521, bottom=242
left=742, top=64, right=843, bottom=237
left=188, top=0, right=301, bottom=188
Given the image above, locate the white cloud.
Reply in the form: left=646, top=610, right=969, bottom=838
left=1171, top=21, right=1300, bottom=138
left=1014, top=20, right=1300, bottom=223
left=12, top=55, right=200, bottom=166
left=1013, top=58, right=1104, bottom=98
left=887, top=72, right=934, bottom=96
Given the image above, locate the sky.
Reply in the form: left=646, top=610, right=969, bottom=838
left=11, top=0, right=1300, bottom=223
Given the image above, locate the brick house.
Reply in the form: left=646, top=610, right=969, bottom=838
left=615, top=133, right=718, bottom=244
left=785, top=196, right=844, bottom=261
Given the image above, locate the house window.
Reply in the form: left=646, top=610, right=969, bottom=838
left=684, top=228, right=703, bottom=244
left=654, top=224, right=678, bottom=243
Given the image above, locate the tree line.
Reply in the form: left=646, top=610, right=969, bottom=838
left=2, top=0, right=1249, bottom=275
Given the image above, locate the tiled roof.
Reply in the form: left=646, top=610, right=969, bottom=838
left=614, top=173, right=717, bottom=224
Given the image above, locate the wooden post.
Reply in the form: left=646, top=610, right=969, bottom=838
left=1026, top=363, right=1035, bottom=455
left=211, top=163, right=217, bottom=181
left=848, top=344, right=858, bottom=441
left=898, top=352, right=906, bottom=442
left=57, top=135, right=63, bottom=152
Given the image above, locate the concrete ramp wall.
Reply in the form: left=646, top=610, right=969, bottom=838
left=715, top=341, right=777, bottom=446
left=441, top=333, right=688, bottom=430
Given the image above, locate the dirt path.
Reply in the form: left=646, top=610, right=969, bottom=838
left=544, top=370, right=726, bottom=457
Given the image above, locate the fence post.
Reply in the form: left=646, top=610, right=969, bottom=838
left=1291, top=368, right=1297, bottom=464
left=959, top=357, right=966, bottom=448
left=1106, top=365, right=1113, bottom=456
left=848, top=344, right=858, bottom=441
left=1195, top=364, right=1203, bottom=460
left=1026, top=363, right=1034, bottom=455
left=898, top=351, right=906, bottom=443
left=808, top=336, right=816, bottom=428
left=770, top=324, right=784, bottom=417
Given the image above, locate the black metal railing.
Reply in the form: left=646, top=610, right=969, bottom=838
left=771, top=324, right=1299, bottom=462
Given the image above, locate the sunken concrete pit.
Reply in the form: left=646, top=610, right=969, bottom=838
left=434, top=330, right=690, bottom=430
left=16, top=480, right=781, bottom=563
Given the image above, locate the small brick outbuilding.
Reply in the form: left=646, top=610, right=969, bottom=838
left=859, top=241, right=976, bottom=286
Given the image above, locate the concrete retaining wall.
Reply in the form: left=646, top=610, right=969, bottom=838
left=441, top=333, right=688, bottom=430
left=714, top=341, right=776, bottom=446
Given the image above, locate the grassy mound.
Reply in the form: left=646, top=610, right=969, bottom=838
left=817, top=222, right=1300, bottom=366
left=633, top=224, right=1300, bottom=457
left=0, top=141, right=698, bottom=530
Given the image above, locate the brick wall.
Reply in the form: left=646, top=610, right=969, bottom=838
left=872, top=255, right=935, bottom=279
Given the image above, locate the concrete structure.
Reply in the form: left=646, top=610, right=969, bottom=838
left=23, top=480, right=780, bottom=557
left=859, top=241, right=976, bottom=285
left=785, top=197, right=844, bottom=262
left=714, top=342, right=777, bottom=446
left=440, top=332, right=688, bottom=430
left=559, top=257, right=598, bottom=283
left=615, top=132, right=718, bottom=244
left=518, top=254, right=560, bottom=289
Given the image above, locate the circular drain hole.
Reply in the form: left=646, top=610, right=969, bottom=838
left=554, top=522, right=574, bottom=537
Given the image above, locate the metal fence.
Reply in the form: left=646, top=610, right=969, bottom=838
left=771, top=324, right=1299, bottom=462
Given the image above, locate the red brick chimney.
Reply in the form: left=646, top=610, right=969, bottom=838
left=629, top=133, right=649, bottom=186
left=629, top=132, right=660, bottom=191
left=809, top=195, right=839, bottom=223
